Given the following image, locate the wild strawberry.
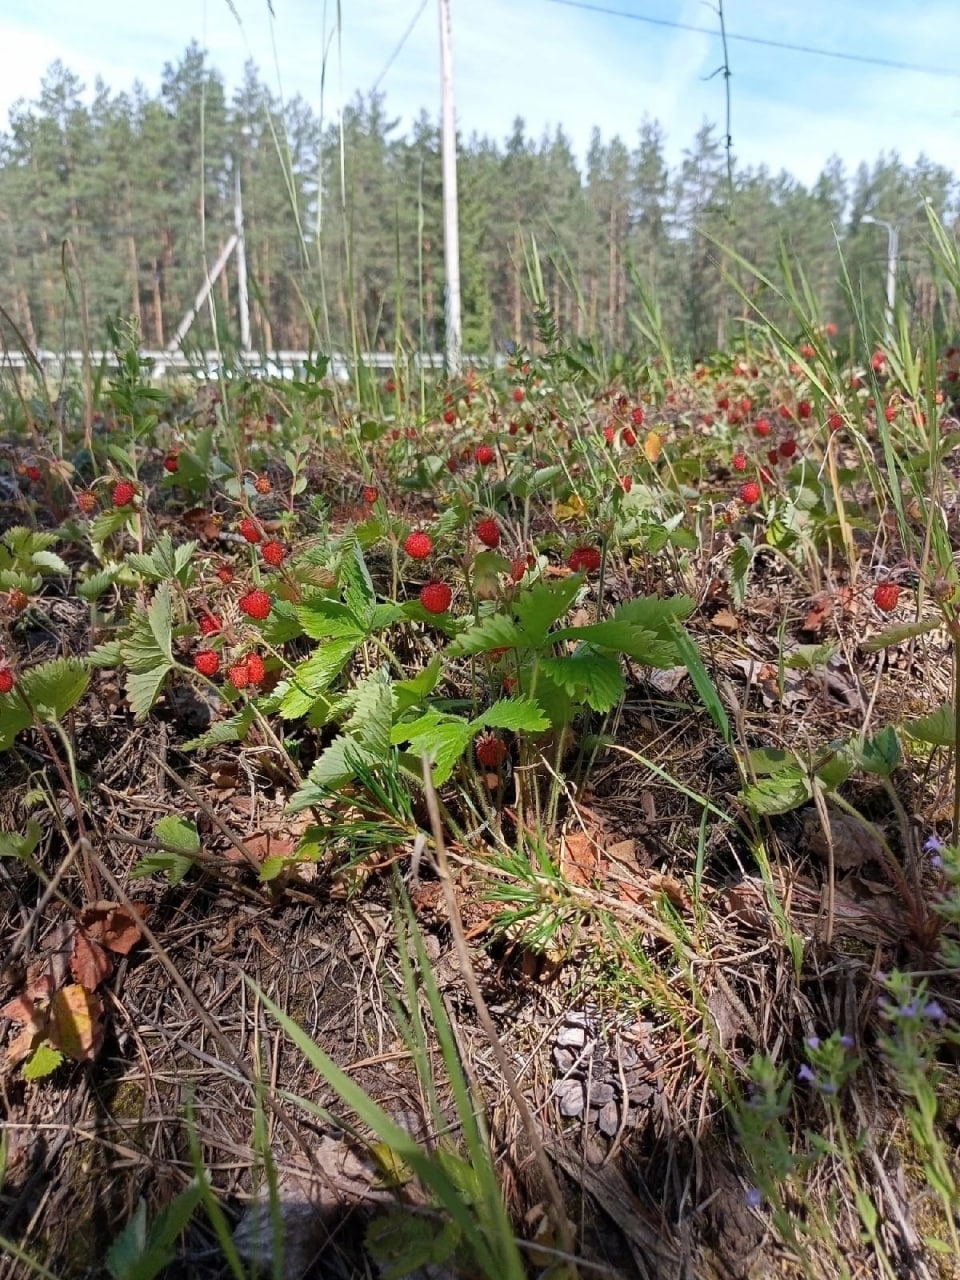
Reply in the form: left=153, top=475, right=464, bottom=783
left=797, top=401, right=811, bottom=420
left=254, top=474, right=272, bottom=495
left=476, top=518, right=501, bottom=549
left=828, top=413, right=844, bottom=432
left=779, top=438, right=797, bottom=458
left=873, top=582, right=900, bottom=612
left=512, top=387, right=524, bottom=403
left=767, top=450, right=780, bottom=467
left=475, top=731, right=508, bottom=768
left=228, top=660, right=251, bottom=689
left=631, top=406, right=644, bottom=425
left=778, top=404, right=793, bottom=420
left=199, top=614, right=222, bottom=635
left=603, top=425, right=615, bottom=445
left=261, top=540, right=286, bottom=567
left=443, top=408, right=457, bottom=425
left=740, top=481, right=761, bottom=505
left=239, top=589, right=272, bottom=620
left=362, top=486, right=379, bottom=504
left=194, top=650, right=220, bottom=677
left=619, top=475, right=632, bottom=494
left=238, top=517, right=261, bottom=544
left=622, top=427, right=637, bottom=447
left=7, top=590, right=28, bottom=614
left=164, top=453, right=180, bottom=473
left=24, top=465, right=42, bottom=484
left=404, top=531, right=433, bottom=559
left=754, top=419, right=771, bottom=438
left=244, top=652, right=266, bottom=685
left=216, top=565, right=235, bottom=585
left=76, top=490, right=98, bottom=514
left=112, top=480, right=136, bottom=508
left=420, top=580, right=452, bottom=614
left=510, top=556, right=528, bottom=582
left=567, top=545, right=602, bottom=573
left=474, top=444, right=495, bottom=466
left=884, top=404, right=897, bottom=422
left=732, top=454, right=748, bottom=472
left=872, top=352, right=885, bottom=373
left=0, top=668, right=14, bottom=695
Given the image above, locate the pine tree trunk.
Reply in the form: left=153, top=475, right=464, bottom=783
left=127, top=231, right=142, bottom=332
left=151, top=259, right=164, bottom=347
left=512, top=228, right=522, bottom=343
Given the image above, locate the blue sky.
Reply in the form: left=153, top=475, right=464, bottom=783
left=3, top=0, right=958, bottom=185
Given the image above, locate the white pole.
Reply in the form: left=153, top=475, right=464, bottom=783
left=166, top=233, right=239, bottom=353
left=235, top=166, right=251, bottom=354
left=884, top=223, right=899, bottom=339
left=438, top=0, right=462, bottom=376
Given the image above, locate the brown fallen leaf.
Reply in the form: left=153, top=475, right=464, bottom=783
left=47, top=985, right=104, bottom=1063
left=77, top=901, right=148, bottom=956
left=69, top=932, right=113, bottom=991
left=803, top=809, right=884, bottom=870
left=562, top=830, right=605, bottom=887
left=710, top=608, right=740, bottom=633
left=802, top=592, right=833, bottom=634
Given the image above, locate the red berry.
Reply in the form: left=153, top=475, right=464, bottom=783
left=199, top=614, right=222, bottom=635
left=24, top=466, right=42, bottom=484
left=216, top=565, right=234, bottom=585
left=567, top=546, right=602, bottom=573
left=112, top=480, right=136, bottom=508
left=476, top=518, right=501, bottom=549
left=475, top=444, right=496, bottom=466
left=404, top=531, right=433, bottom=560
left=77, top=490, right=98, bottom=514
left=510, top=556, right=528, bottom=582
left=603, top=425, right=615, bottom=445
left=767, top=450, right=780, bottom=466
left=245, top=653, right=266, bottom=685
left=873, top=583, right=900, bottom=612
left=164, top=453, right=180, bottom=473
left=420, top=580, right=452, bottom=614
left=619, top=475, right=632, bottom=494
left=7, top=590, right=28, bottom=614
left=631, top=406, right=644, bottom=425
left=513, top=387, right=524, bottom=403
left=884, top=404, right=897, bottom=422
left=443, top=409, right=457, bottom=425
left=828, top=413, right=844, bottom=432
left=194, top=650, right=220, bottom=677
left=475, top=731, right=508, bottom=768
left=254, top=474, right=272, bottom=495
left=239, top=589, right=272, bottom=620
left=0, top=668, right=14, bottom=694
left=238, top=517, right=261, bottom=544
left=797, top=401, right=811, bottom=420
left=261, top=540, right=286, bottom=567
left=732, top=454, right=747, bottom=472
left=740, top=481, right=761, bottom=505
left=622, top=427, right=637, bottom=447
left=362, top=486, right=379, bottom=504
left=228, top=660, right=250, bottom=690
left=754, top=419, right=771, bottom=438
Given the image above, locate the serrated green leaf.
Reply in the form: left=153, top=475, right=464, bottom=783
left=147, top=586, right=174, bottom=664
left=290, top=735, right=378, bottom=800
left=0, top=693, right=33, bottom=750
left=30, top=550, right=69, bottom=575
left=20, top=658, right=90, bottom=721
left=3, top=526, right=59, bottom=554
left=182, top=706, right=256, bottom=751
left=129, top=850, right=192, bottom=885
left=278, top=637, right=359, bottom=719
left=552, top=619, right=659, bottom=661
left=155, top=815, right=201, bottom=855
left=904, top=702, right=955, bottom=747
left=512, top=578, right=582, bottom=645
left=87, top=639, right=123, bottom=668
left=23, top=1042, right=64, bottom=1081
left=391, top=711, right=474, bottom=784
left=0, top=569, right=42, bottom=593
left=744, top=746, right=797, bottom=775
left=785, top=643, right=837, bottom=669
left=365, top=1213, right=461, bottom=1280
left=339, top=536, right=376, bottom=624
left=472, top=696, right=550, bottom=733
left=125, top=666, right=170, bottom=721
left=295, top=598, right=366, bottom=641
left=861, top=618, right=942, bottom=652
left=78, top=568, right=121, bottom=601
left=89, top=507, right=133, bottom=544
left=540, top=649, right=625, bottom=712
left=394, top=654, right=441, bottom=714
left=445, top=613, right=526, bottom=657
left=741, top=768, right=811, bottom=815
left=0, top=818, right=42, bottom=859
left=857, top=726, right=901, bottom=776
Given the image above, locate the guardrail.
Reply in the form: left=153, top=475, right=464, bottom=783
left=0, top=349, right=507, bottom=382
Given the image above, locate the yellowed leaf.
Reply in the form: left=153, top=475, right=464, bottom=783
left=555, top=493, right=587, bottom=521
left=642, top=430, right=663, bottom=463
left=47, top=985, right=104, bottom=1063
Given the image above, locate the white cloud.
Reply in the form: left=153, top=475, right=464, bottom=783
left=0, top=0, right=956, bottom=188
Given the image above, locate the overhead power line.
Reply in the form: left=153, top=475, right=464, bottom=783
left=371, top=0, right=430, bottom=92
left=543, top=0, right=960, bottom=80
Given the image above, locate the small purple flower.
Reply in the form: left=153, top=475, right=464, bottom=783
left=899, top=1000, right=920, bottom=1019
left=923, top=1000, right=947, bottom=1025
left=839, top=1034, right=855, bottom=1050
left=745, top=1186, right=763, bottom=1209
left=924, top=835, right=946, bottom=854
left=806, top=1035, right=821, bottom=1050
left=798, top=1064, right=817, bottom=1084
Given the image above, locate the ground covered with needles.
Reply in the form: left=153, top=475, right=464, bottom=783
left=2, top=339, right=960, bottom=1280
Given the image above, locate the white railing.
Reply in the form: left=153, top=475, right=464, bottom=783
left=0, top=349, right=507, bottom=382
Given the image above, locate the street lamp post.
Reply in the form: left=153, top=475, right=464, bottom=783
left=861, top=214, right=899, bottom=339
